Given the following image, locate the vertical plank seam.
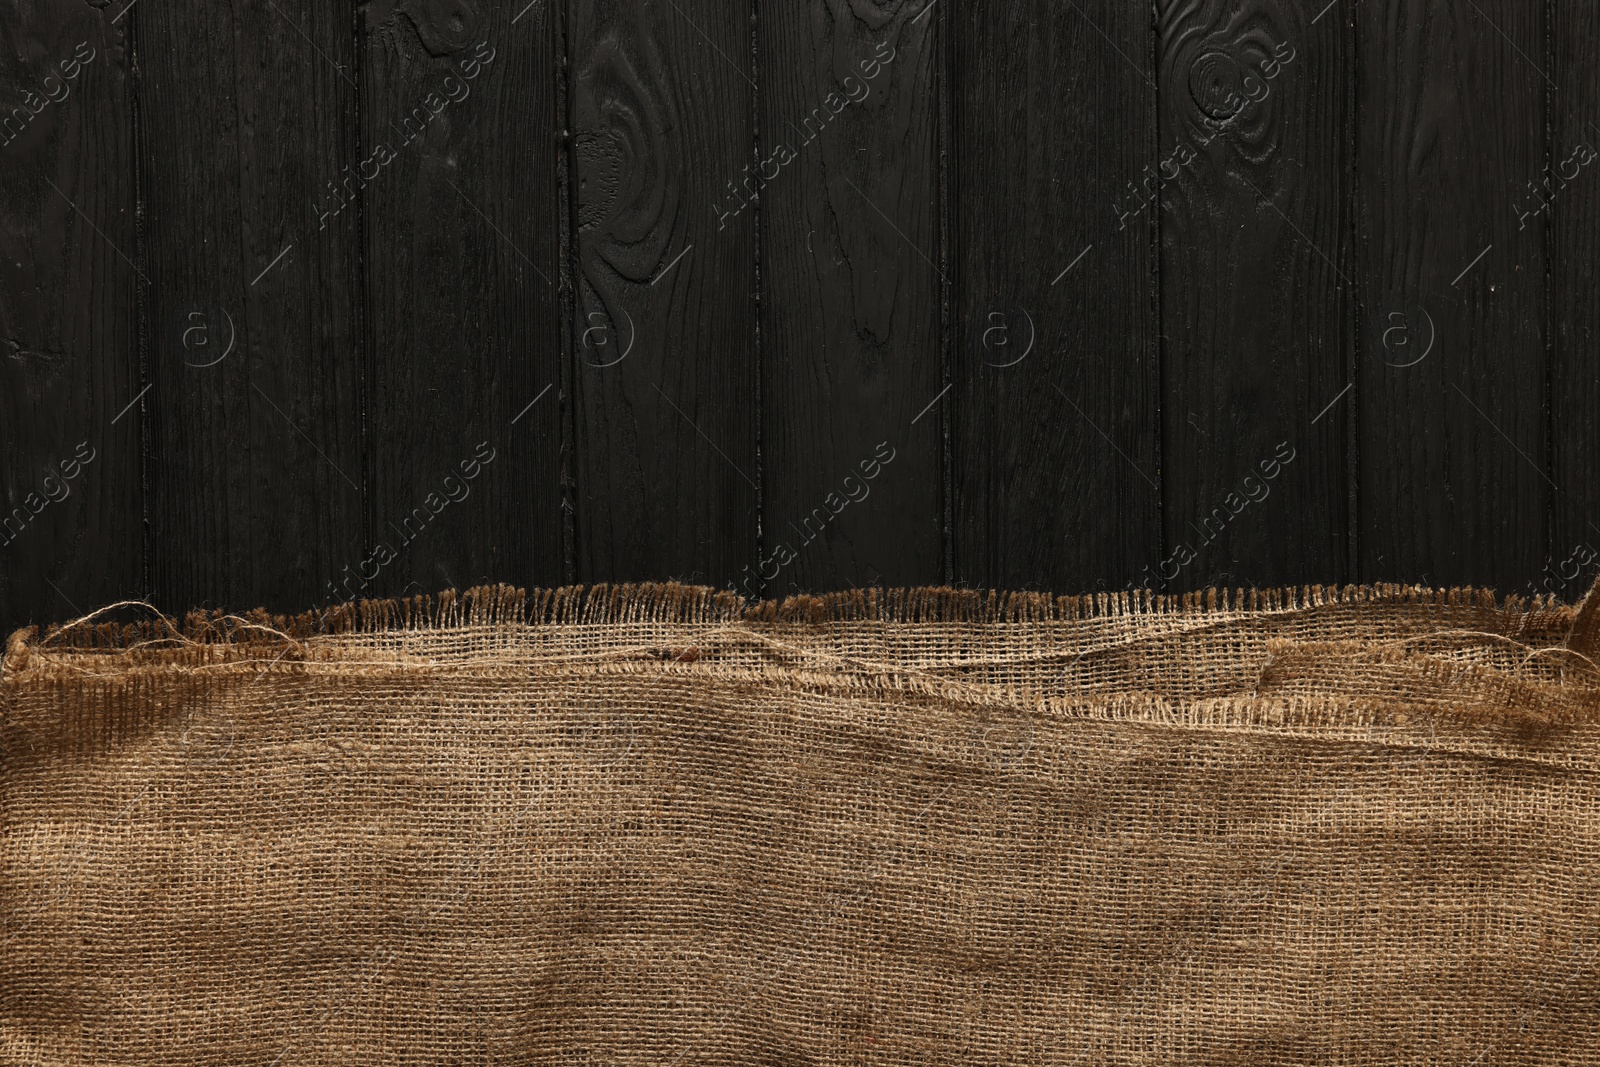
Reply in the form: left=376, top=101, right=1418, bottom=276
left=1149, top=0, right=1165, bottom=589
left=1346, top=0, right=1361, bottom=583
left=750, top=0, right=765, bottom=600
left=128, top=0, right=153, bottom=604
left=1351, top=0, right=1370, bottom=583
left=944, top=0, right=972, bottom=587
left=938, top=0, right=954, bottom=586
left=1543, top=0, right=1556, bottom=578
left=556, top=0, right=578, bottom=585
left=354, top=0, right=374, bottom=586
left=230, top=20, right=250, bottom=606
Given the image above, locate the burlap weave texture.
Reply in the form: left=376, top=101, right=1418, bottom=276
left=3, top=582, right=1599, bottom=1065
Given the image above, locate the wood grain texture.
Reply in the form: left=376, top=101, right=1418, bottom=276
left=755, top=0, right=942, bottom=597
left=2, top=0, right=1595, bottom=630
left=1548, top=0, right=1600, bottom=602
left=1156, top=0, right=1351, bottom=593
left=951, top=0, right=1158, bottom=594
left=567, top=0, right=757, bottom=587
left=361, top=0, right=564, bottom=601
left=0, top=0, right=141, bottom=635
left=1355, top=0, right=1547, bottom=588
left=138, top=0, right=364, bottom=615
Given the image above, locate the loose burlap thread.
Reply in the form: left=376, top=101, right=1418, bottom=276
left=3, top=581, right=1599, bottom=1064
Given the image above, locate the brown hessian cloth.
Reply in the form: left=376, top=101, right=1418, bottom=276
left=4, top=580, right=1600, bottom=1064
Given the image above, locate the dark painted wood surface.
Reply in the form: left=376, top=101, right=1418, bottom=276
left=1158, top=0, right=1351, bottom=592
left=138, top=0, right=364, bottom=617
left=568, top=0, right=757, bottom=588
left=759, top=0, right=942, bottom=596
left=1356, top=0, right=1547, bottom=593
left=1, top=0, right=1593, bottom=634
left=951, top=0, right=1158, bottom=595
left=362, top=0, right=564, bottom=600
left=1550, top=0, right=1600, bottom=604
left=1, top=0, right=141, bottom=628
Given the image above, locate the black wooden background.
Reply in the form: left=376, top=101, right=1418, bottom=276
left=2, top=0, right=1595, bottom=635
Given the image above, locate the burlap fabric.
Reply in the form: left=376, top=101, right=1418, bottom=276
left=4, top=582, right=1600, bottom=1064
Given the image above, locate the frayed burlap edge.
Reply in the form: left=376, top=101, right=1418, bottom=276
left=3, top=580, right=1587, bottom=656
left=5, top=579, right=1600, bottom=739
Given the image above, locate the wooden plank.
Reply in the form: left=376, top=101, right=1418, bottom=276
left=1355, top=0, right=1546, bottom=589
left=567, top=0, right=758, bottom=587
left=139, top=0, right=364, bottom=614
left=951, top=0, right=1158, bottom=595
left=1156, top=0, right=1352, bottom=593
left=1549, top=0, right=1600, bottom=602
left=0, top=0, right=141, bottom=634
left=361, top=0, right=564, bottom=600
left=755, top=0, right=942, bottom=597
